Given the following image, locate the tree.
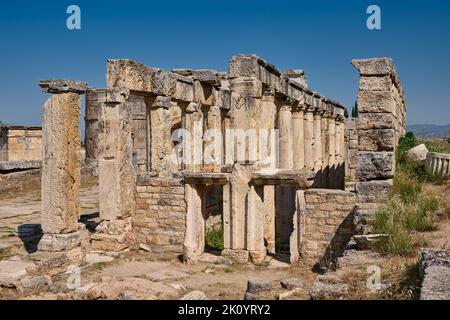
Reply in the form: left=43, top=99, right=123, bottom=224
left=351, top=101, right=359, bottom=118
left=344, top=108, right=349, bottom=119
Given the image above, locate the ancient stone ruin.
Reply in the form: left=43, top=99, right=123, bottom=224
left=35, top=55, right=406, bottom=271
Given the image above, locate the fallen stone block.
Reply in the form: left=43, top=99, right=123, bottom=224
left=246, top=278, right=272, bottom=294
left=403, top=144, right=428, bottom=162
left=181, top=291, right=207, bottom=300
left=0, top=160, right=41, bottom=172
left=309, top=281, right=348, bottom=300
left=420, top=249, right=450, bottom=300
left=0, top=260, right=36, bottom=288
left=280, top=277, right=304, bottom=290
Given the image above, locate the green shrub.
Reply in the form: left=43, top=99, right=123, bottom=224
left=205, top=227, right=224, bottom=251
left=397, top=132, right=419, bottom=161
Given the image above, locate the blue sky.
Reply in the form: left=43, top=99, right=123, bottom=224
left=0, top=0, right=449, bottom=127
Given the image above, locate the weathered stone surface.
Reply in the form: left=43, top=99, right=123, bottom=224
left=358, top=129, right=395, bottom=151
left=358, top=75, right=392, bottom=91
left=357, top=113, right=395, bottom=130
left=0, top=160, right=41, bottom=172
left=0, top=260, right=36, bottom=287
left=353, top=209, right=376, bottom=235
left=17, top=275, right=52, bottom=294
left=38, top=231, right=81, bottom=252
left=352, top=234, right=388, bottom=250
left=90, top=232, right=134, bottom=251
left=41, top=93, right=81, bottom=234
left=246, top=278, right=272, bottom=294
left=356, top=180, right=393, bottom=202
left=29, top=247, right=85, bottom=276
left=39, top=79, right=88, bottom=94
left=147, top=270, right=189, bottom=282
left=356, top=152, right=395, bottom=181
left=420, top=249, right=450, bottom=300
left=351, top=58, right=394, bottom=76
left=309, top=281, right=348, bottom=300
left=85, top=253, right=114, bottom=265
left=404, top=144, right=428, bottom=162
left=356, top=91, right=394, bottom=113
left=181, top=291, right=207, bottom=300
left=280, top=277, right=304, bottom=290
left=221, top=249, right=249, bottom=264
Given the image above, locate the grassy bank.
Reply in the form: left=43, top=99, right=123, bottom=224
left=373, top=134, right=450, bottom=256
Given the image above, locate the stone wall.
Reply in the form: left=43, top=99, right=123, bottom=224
left=0, top=126, right=42, bottom=161
left=134, top=174, right=186, bottom=255
left=352, top=58, right=407, bottom=203
left=302, top=189, right=356, bottom=268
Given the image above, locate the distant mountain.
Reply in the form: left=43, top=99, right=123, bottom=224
left=407, top=124, right=450, bottom=138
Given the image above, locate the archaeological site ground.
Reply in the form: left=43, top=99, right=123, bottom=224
left=1, top=1, right=450, bottom=311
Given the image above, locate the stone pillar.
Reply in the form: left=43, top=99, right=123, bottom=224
left=149, top=96, right=172, bottom=176
left=223, top=182, right=232, bottom=250
left=328, top=115, right=336, bottom=189
left=304, top=107, right=315, bottom=171
left=203, top=105, right=222, bottom=172
left=292, top=105, right=305, bottom=170
left=313, top=110, right=323, bottom=173
left=183, top=183, right=204, bottom=264
left=290, top=190, right=306, bottom=264
left=85, top=89, right=106, bottom=173
left=93, top=87, right=135, bottom=251
left=247, top=185, right=266, bottom=264
left=184, top=102, right=203, bottom=172
left=263, top=185, right=276, bottom=254
left=37, top=80, right=87, bottom=264
left=321, top=111, right=330, bottom=187
left=278, top=103, right=293, bottom=169
left=352, top=58, right=406, bottom=202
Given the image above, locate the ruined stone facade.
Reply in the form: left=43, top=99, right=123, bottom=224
left=0, top=126, right=42, bottom=162
left=37, top=55, right=407, bottom=268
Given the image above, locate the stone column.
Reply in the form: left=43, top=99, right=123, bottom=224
left=292, top=105, right=305, bottom=170
left=184, top=102, right=203, bottom=172
left=247, top=185, right=266, bottom=264
left=203, top=105, right=222, bottom=172
left=37, top=80, right=87, bottom=263
left=278, top=102, right=293, bottom=169
left=321, top=111, right=330, bottom=188
left=313, top=110, right=323, bottom=173
left=263, top=185, right=276, bottom=254
left=290, top=190, right=306, bottom=264
left=92, top=87, right=135, bottom=251
left=149, top=96, right=172, bottom=176
left=183, top=183, right=204, bottom=264
left=328, top=114, right=337, bottom=189
left=304, top=107, right=315, bottom=171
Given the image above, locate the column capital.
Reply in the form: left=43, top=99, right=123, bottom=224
left=151, top=96, right=171, bottom=109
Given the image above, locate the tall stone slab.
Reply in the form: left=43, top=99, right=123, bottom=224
left=37, top=79, right=88, bottom=267
left=92, top=87, right=135, bottom=251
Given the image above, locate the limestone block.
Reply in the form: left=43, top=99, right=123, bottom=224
left=357, top=91, right=394, bottom=114
left=194, top=81, right=216, bottom=106
left=356, top=180, right=393, bottom=202
left=420, top=249, right=450, bottom=300
left=229, top=55, right=260, bottom=78
left=229, top=77, right=262, bottom=98
left=403, top=144, right=429, bottom=162
left=0, top=160, right=41, bottom=172
left=38, top=231, right=81, bottom=252
left=0, top=260, right=36, bottom=288
left=358, top=76, right=392, bottom=91
left=358, top=129, right=396, bottom=151
left=90, top=232, right=134, bottom=251
left=280, top=277, right=304, bottom=290
left=356, top=152, right=395, bottom=181
left=357, top=113, right=395, bottom=130
left=39, top=79, right=88, bottom=94
left=351, top=58, right=394, bottom=76
left=221, top=249, right=249, bottom=264
left=41, top=93, right=81, bottom=234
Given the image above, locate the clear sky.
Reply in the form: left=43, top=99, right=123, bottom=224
left=0, top=0, right=449, bottom=127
